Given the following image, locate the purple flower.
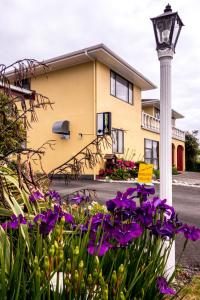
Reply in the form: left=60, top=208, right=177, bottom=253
left=106, top=190, right=136, bottom=222
left=150, top=220, right=176, bottom=239
left=152, top=198, right=175, bottom=217
left=1, top=214, right=27, bottom=230
left=123, top=187, right=138, bottom=198
left=45, top=190, right=61, bottom=203
left=34, top=205, right=74, bottom=236
left=135, top=197, right=175, bottom=228
left=29, top=191, right=44, bottom=203
left=136, top=184, right=155, bottom=202
left=87, top=240, right=112, bottom=256
left=135, top=204, right=154, bottom=226
left=106, top=198, right=136, bottom=212
left=86, top=214, right=113, bottom=236
left=178, top=224, right=200, bottom=241
left=71, top=194, right=85, bottom=204
left=106, top=189, right=137, bottom=212
left=62, top=212, right=74, bottom=223
left=34, top=213, right=46, bottom=223
left=112, top=222, right=143, bottom=245
left=157, top=277, right=176, bottom=295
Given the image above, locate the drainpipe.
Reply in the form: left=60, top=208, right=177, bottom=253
left=85, top=51, right=97, bottom=181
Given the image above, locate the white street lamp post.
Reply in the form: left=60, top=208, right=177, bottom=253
left=151, top=4, right=184, bottom=276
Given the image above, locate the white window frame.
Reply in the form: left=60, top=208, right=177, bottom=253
left=110, top=71, right=133, bottom=105
left=112, top=129, right=124, bottom=154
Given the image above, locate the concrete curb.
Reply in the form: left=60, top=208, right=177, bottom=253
left=97, top=179, right=200, bottom=188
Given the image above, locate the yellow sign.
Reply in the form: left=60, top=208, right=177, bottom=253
left=137, top=163, right=153, bottom=184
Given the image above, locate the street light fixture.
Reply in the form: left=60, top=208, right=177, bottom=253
left=151, top=4, right=183, bottom=52
left=151, top=4, right=184, bottom=276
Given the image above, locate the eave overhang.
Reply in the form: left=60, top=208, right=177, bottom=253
left=142, top=99, right=184, bottom=119
left=7, top=44, right=156, bottom=91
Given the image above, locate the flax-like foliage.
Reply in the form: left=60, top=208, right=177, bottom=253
left=0, top=184, right=199, bottom=299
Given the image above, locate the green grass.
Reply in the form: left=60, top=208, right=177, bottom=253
left=180, top=275, right=200, bottom=299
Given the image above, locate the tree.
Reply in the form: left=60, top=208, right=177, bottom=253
left=0, top=92, right=26, bottom=157
left=0, top=59, right=110, bottom=197
left=185, top=131, right=199, bottom=171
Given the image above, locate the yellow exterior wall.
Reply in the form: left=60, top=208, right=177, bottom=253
left=172, top=139, right=185, bottom=170
left=140, top=128, right=185, bottom=170
left=29, top=62, right=95, bottom=173
left=26, top=59, right=185, bottom=174
left=96, top=61, right=144, bottom=163
left=95, top=62, right=186, bottom=170
left=143, top=106, right=154, bottom=116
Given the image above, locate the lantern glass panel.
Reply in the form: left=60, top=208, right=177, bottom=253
left=172, top=18, right=180, bottom=48
left=156, top=17, right=173, bottom=45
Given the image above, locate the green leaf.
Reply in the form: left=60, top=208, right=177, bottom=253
left=0, top=226, right=13, bottom=274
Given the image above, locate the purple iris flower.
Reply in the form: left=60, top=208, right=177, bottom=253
left=106, top=190, right=137, bottom=222
left=62, top=212, right=74, bottom=223
left=157, top=277, right=176, bottom=295
left=45, top=190, right=61, bottom=203
left=87, top=240, right=112, bottom=256
left=152, top=198, right=175, bottom=217
left=34, top=213, right=46, bottom=223
left=122, top=187, right=138, bottom=199
left=106, top=188, right=137, bottom=212
left=150, top=220, right=176, bottom=239
left=135, top=206, right=153, bottom=226
left=86, top=214, right=113, bottom=238
left=107, top=198, right=136, bottom=212
left=34, top=205, right=74, bottom=236
left=1, top=214, right=27, bottom=230
left=177, top=224, right=200, bottom=241
left=79, top=224, right=88, bottom=232
left=136, top=184, right=155, bottom=202
left=90, top=213, right=104, bottom=228
left=112, top=222, right=143, bottom=245
left=135, top=197, right=175, bottom=228
left=29, top=191, right=44, bottom=203
left=71, top=193, right=86, bottom=204
left=172, top=214, right=182, bottom=228
left=90, top=213, right=110, bottom=226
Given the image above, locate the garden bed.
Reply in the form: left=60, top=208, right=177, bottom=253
left=1, top=167, right=200, bottom=299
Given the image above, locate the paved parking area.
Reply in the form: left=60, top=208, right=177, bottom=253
left=173, top=171, right=200, bottom=186
left=51, top=179, right=200, bottom=268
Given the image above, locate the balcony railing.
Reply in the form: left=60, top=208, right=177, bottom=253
left=141, top=111, right=185, bottom=142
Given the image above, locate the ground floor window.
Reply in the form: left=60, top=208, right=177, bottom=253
left=144, top=139, right=159, bottom=169
left=112, top=129, right=124, bottom=154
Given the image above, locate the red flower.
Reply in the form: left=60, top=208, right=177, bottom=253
left=99, top=169, right=105, bottom=176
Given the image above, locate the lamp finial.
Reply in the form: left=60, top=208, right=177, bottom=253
left=164, top=4, right=172, bottom=13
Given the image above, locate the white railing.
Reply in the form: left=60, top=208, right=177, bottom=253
left=141, top=111, right=185, bottom=141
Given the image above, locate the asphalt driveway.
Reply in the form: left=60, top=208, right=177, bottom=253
left=51, top=179, right=200, bottom=268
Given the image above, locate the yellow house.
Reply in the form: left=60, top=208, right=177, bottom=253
left=11, top=44, right=185, bottom=176
left=142, top=99, right=185, bottom=171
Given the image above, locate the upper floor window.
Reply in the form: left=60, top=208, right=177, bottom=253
left=110, top=71, right=133, bottom=104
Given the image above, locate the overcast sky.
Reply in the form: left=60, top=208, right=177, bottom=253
left=1, top=0, right=200, bottom=135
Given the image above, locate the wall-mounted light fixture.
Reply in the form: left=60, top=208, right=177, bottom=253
left=97, top=112, right=111, bottom=136
left=52, top=120, right=70, bottom=139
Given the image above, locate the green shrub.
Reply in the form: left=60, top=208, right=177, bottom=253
left=153, top=166, right=179, bottom=180
left=153, top=169, right=160, bottom=180
left=195, top=161, right=200, bottom=172
left=172, top=165, right=178, bottom=175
